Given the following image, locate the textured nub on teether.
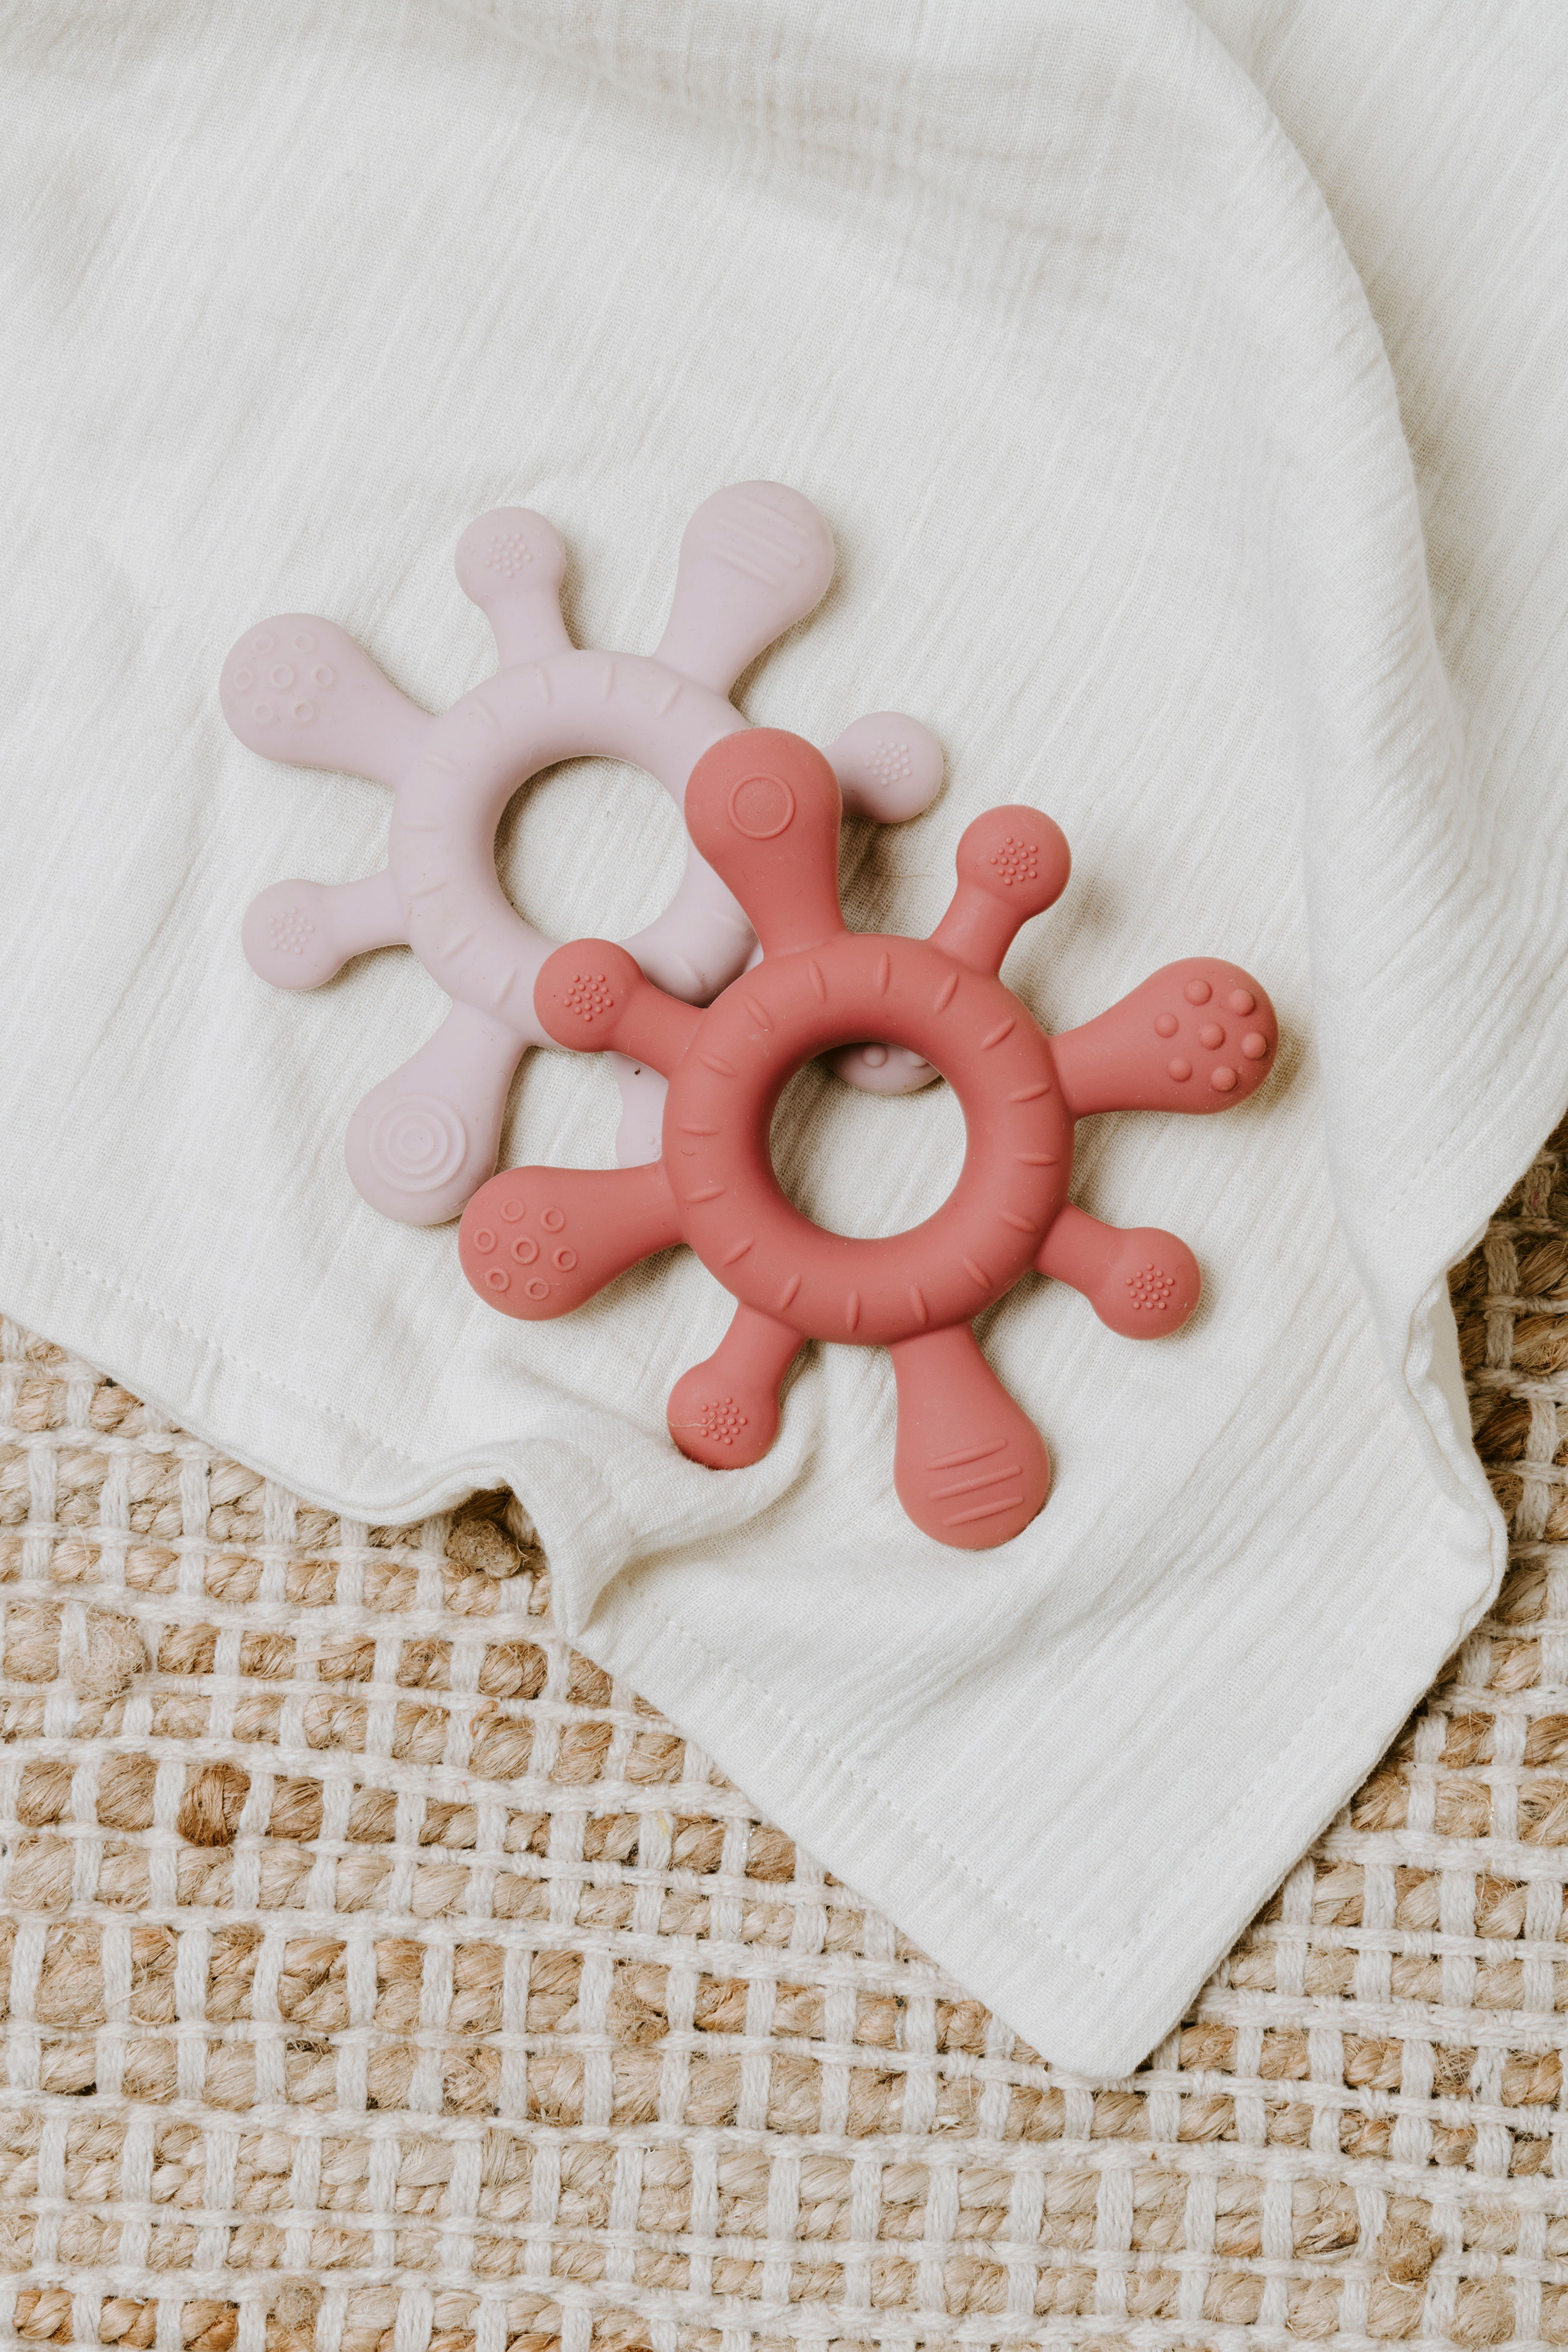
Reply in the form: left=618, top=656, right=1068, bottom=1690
left=1094, top=1230, right=1200, bottom=1336
left=243, top=881, right=345, bottom=990
left=989, top=833, right=1040, bottom=887
left=535, top=943, right=641, bottom=1050
left=454, top=507, right=567, bottom=604
left=959, top=809, right=1070, bottom=915
left=699, top=1396, right=747, bottom=1445
left=827, top=712, right=945, bottom=825
left=561, top=971, right=618, bottom=1023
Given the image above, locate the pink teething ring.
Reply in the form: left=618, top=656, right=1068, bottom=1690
left=223, top=486, right=943, bottom=1223
left=459, top=731, right=1280, bottom=1550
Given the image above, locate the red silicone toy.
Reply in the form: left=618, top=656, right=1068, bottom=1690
left=459, top=731, right=1277, bottom=1548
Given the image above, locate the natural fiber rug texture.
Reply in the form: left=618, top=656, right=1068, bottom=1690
left=3, top=1123, right=1567, bottom=2352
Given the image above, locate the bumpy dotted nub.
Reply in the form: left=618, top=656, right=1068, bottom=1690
left=699, top=1397, right=750, bottom=1447
left=866, top=737, right=915, bottom=788
left=989, top=834, right=1040, bottom=888
left=1126, top=1261, right=1179, bottom=1312
left=563, top=972, right=617, bottom=1021
left=269, top=907, right=317, bottom=957
left=485, top=531, right=535, bottom=577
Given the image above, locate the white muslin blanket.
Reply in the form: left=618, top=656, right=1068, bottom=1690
left=4, top=0, right=1567, bottom=2075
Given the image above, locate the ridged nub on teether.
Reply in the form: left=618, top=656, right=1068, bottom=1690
left=654, top=483, right=835, bottom=696
left=889, top=1325, right=1051, bottom=1550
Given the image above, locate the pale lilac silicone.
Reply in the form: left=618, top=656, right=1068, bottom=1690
left=459, top=731, right=1279, bottom=1551
left=222, top=485, right=943, bottom=1224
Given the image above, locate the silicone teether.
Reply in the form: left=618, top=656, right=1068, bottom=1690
left=223, top=485, right=943, bottom=1223
left=459, top=731, right=1278, bottom=1550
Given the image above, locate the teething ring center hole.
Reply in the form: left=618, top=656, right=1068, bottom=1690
left=767, top=1052, right=967, bottom=1242
left=495, top=755, right=686, bottom=939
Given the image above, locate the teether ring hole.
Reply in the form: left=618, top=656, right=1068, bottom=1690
left=769, top=1061, right=967, bottom=1240
left=496, top=756, right=686, bottom=943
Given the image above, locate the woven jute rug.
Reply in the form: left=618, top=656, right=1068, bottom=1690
left=3, top=1126, right=1567, bottom=2352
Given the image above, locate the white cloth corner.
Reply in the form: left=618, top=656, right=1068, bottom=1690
left=3, top=0, right=1567, bottom=2073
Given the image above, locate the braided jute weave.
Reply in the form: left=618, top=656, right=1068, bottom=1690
left=4, top=1128, right=1568, bottom=2352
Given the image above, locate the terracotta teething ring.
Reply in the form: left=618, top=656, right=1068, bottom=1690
left=460, top=729, right=1281, bottom=1550
left=673, top=937, right=1070, bottom=1346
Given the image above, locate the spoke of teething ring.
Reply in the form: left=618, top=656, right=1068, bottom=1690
left=345, top=1003, right=527, bottom=1226
left=243, top=870, right=405, bottom=991
left=454, top=508, right=572, bottom=668
left=889, top=1325, right=1051, bottom=1550
left=535, top=940, right=702, bottom=1076
left=930, top=807, right=1071, bottom=977
left=1053, top=958, right=1278, bottom=1118
left=683, top=730, right=846, bottom=956
left=654, top=484, right=835, bottom=696
left=460, top=1159, right=682, bottom=1319
left=220, top=616, right=429, bottom=787
left=667, top=1305, right=803, bottom=1470
left=1036, top=1202, right=1201, bottom=1338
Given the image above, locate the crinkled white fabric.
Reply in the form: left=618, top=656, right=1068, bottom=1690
left=2, top=0, right=1565, bottom=2074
